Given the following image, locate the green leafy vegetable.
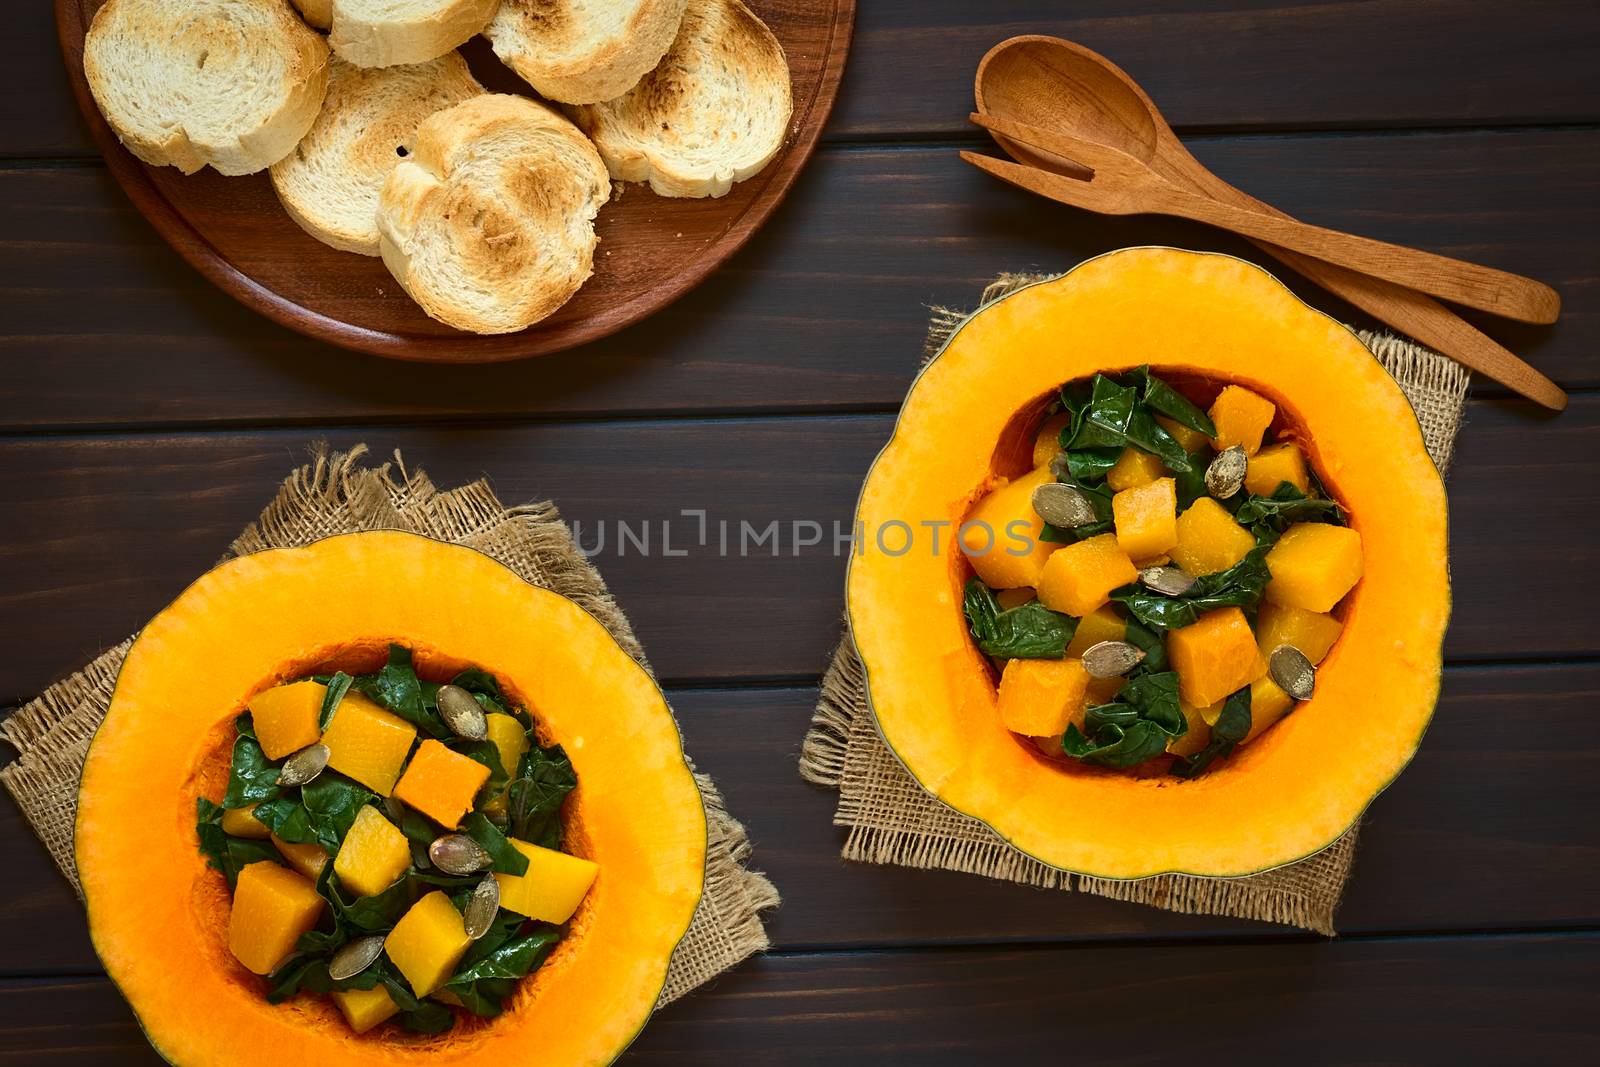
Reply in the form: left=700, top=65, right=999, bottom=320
left=401, top=1000, right=455, bottom=1035
left=505, top=744, right=577, bottom=850
left=195, top=799, right=280, bottom=888
left=1060, top=373, right=1192, bottom=471
left=355, top=645, right=448, bottom=738
left=442, top=915, right=560, bottom=1017
left=1062, top=672, right=1186, bottom=770
left=1113, top=544, right=1272, bottom=630
left=1127, top=365, right=1216, bottom=437
left=222, top=735, right=280, bottom=810
left=461, top=811, right=530, bottom=876
left=253, top=775, right=374, bottom=853
left=1173, top=686, right=1253, bottom=778
left=962, top=579, right=1077, bottom=659
left=1232, top=482, right=1344, bottom=538
left=318, top=671, right=353, bottom=730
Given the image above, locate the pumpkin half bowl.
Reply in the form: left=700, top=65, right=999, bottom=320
left=846, top=247, right=1449, bottom=880
left=75, top=530, right=707, bottom=1066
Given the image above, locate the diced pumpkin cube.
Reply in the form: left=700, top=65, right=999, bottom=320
left=385, top=891, right=471, bottom=998
left=331, top=985, right=400, bottom=1034
left=1255, top=602, right=1344, bottom=665
left=996, top=657, right=1090, bottom=737
left=1265, top=523, right=1364, bottom=612
left=247, top=680, right=327, bottom=760
left=1156, top=415, right=1209, bottom=454
left=321, top=692, right=416, bottom=796
left=1132, top=553, right=1171, bottom=569
left=1208, top=385, right=1276, bottom=455
left=1167, top=607, right=1268, bottom=708
left=221, top=804, right=271, bottom=839
left=1032, top=412, right=1070, bottom=468
left=1244, top=442, right=1309, bottom=497
left=1112, top=477, right=1178, bottom=561
left=227, top=861, right=324, bottom=975
left=393, top=739, right=491, bottom=829
left=1171, top=497, right=1255, bottom=576
left=496, top=839, right=598, bottom=924
left=271, top=834, right=328, bottom=881
left=333, top=805, right=410, bottom=897
left=1036, top=533, right=1137, bottom=617
left=485, top=713, right=530, bottom=778
left=1064, top=604, right=1126, bottom=658
left=1106, top=447, right=1166, bottom=491
left=1167, top=699, right=1218, bottom=757
left=995, top=587, right=1036, bottom=610
left=961, top=467, right=1061, bottom=588
left=1086, top=675, right=1126, bottom=705
left=1245, top=675, right=1296, bottom=743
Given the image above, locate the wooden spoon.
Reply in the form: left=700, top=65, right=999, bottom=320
left=974, top=35, right=1567, bottom=411
left=965, top=112, right=1559, bottom=326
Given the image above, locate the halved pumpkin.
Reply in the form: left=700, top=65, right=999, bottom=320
left=76, top=530, right=707, bottom=1066
left=847, top=247, right=1449, bottom=878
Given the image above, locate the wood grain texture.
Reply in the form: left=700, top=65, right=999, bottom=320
left=4, top=665, right=1596, bottom=976
left=51, top=0, right=855, bottom=361
left=9, top=1, right=1600, bottom=157
left=1, top=933, right=1595, bottom=1063
left=0, top=396, right=1591, bottom=701
left=1, top=129, right=1593, bottom=430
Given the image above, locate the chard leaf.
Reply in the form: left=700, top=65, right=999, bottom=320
left=1232, top=483, right=1344, bottom=537
left=1063, top=672, right=1185, bottom=770
left=1061, top=719, right=1171, bottom=769
left=443, top=922, right=560, bottom=1018
left=1064, top=448, right=1120, bottom=483
left=1124, top=407, right=1192, bottom=471
left=461, top=811, right=530, bottom=876
left=401, top=1000, right=454, bottom=1035
left=457, top=739, right=511, bottom=807
left=962, top=579, right=1077, bottom=659
left=318, top=671, right=353, bottom=730
left=222, top=735, right=280, bottom=809
left=451, top=667, right=509, bottom=715
left=1065, top=375, right=1138, bottom=450
left=355, top=645, right=448, bottom=738
left=1173, top=686, right=1253, bottom=778
left=300, top=776, right=374, bottom=852
left=1128, top=365, right=1216, bottom=437
left=506, top=744, right=577, bottom=850
left=195, top=798, right=280, bottom=888
left=1113, top=544, right=1272, bottom=630
left=330, top=872, right=414, bottom=932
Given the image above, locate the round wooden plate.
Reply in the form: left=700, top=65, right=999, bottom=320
left=55, top=0, right=854, bottom=362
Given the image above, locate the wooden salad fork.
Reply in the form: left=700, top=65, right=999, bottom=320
left=964, top=112, right=1560, bottom=328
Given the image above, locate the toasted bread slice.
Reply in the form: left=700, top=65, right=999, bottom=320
left=83, top=0, right=330, bottom=176
left=289, top=0, right=331, bottom=29
left=377, top=95, right=610, bottom=333
left=270, top=54, right=483, bottom=255
left=485, top=0, right=688, bottom=105
left=328, top=0, right=499, bottom=68
left=569, top=0, right=790, bottom=198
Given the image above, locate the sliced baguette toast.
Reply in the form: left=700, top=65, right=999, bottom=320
left=377, top=94, right=611, bottom=334
left=84, top=0, right=330, bottom=176
left=327, top=0, right=499, bottom=68
left=485, top=0, right=688, bottom=105
left=289, top=0, right=331, bottom=29
left=569, top=0, right=790, bottom=198
left=270, top=53, right=484, bottom=255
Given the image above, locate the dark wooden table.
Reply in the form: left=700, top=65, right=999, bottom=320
left=3, top=2, right=1598, bottom=1062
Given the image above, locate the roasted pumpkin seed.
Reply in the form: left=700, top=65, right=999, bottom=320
left=327, top=935, right=385, bottom=981
left=1081, top=640, right=1146, bottom=679
left=464, top=874, right=500, bottom=940
left=436, top=684, right=488, bottom=741
left=1269, top=645, right=1317, bottom=701
left=1205, top=446, right=1248, bottom=499
left=276, top=742, right=329, bottom=788
left=1138, top=565, right=1196, bottom=596
left=1031, top=482, right=1099, bottom=528
left=428, top=833, right=492, bottom=875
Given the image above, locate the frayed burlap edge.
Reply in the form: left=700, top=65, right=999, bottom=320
left=800, top=271, right=1468, bottom=937
left=0, top=445, right=777, bottom=1008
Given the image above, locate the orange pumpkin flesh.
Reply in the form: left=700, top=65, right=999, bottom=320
left=848, top=248, right=1448, bottom=878
left=76, top=531, right=706, bottom=1066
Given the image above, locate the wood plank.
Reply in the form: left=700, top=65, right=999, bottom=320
left=0, top=395, right=1595, bottom=699
left=5, top=663, right=1597, bottom=975
left=8, top=2, right=1600, bottom=158
left=2, top=128, right=1591, bottom=429
left=1, top=933, right=1593, bottom=1062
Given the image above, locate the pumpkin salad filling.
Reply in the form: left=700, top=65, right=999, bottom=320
left=195, top=645, right=596, bottom=1037
left=960, top=366, right=1362, bottom=778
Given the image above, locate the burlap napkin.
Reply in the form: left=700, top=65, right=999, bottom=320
left=0, top=446, right=778, bottom=1006
left=800, top=273, right=1470, bottom=936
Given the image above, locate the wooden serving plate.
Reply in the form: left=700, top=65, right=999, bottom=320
left=55, top=0, right=854, bottom=362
